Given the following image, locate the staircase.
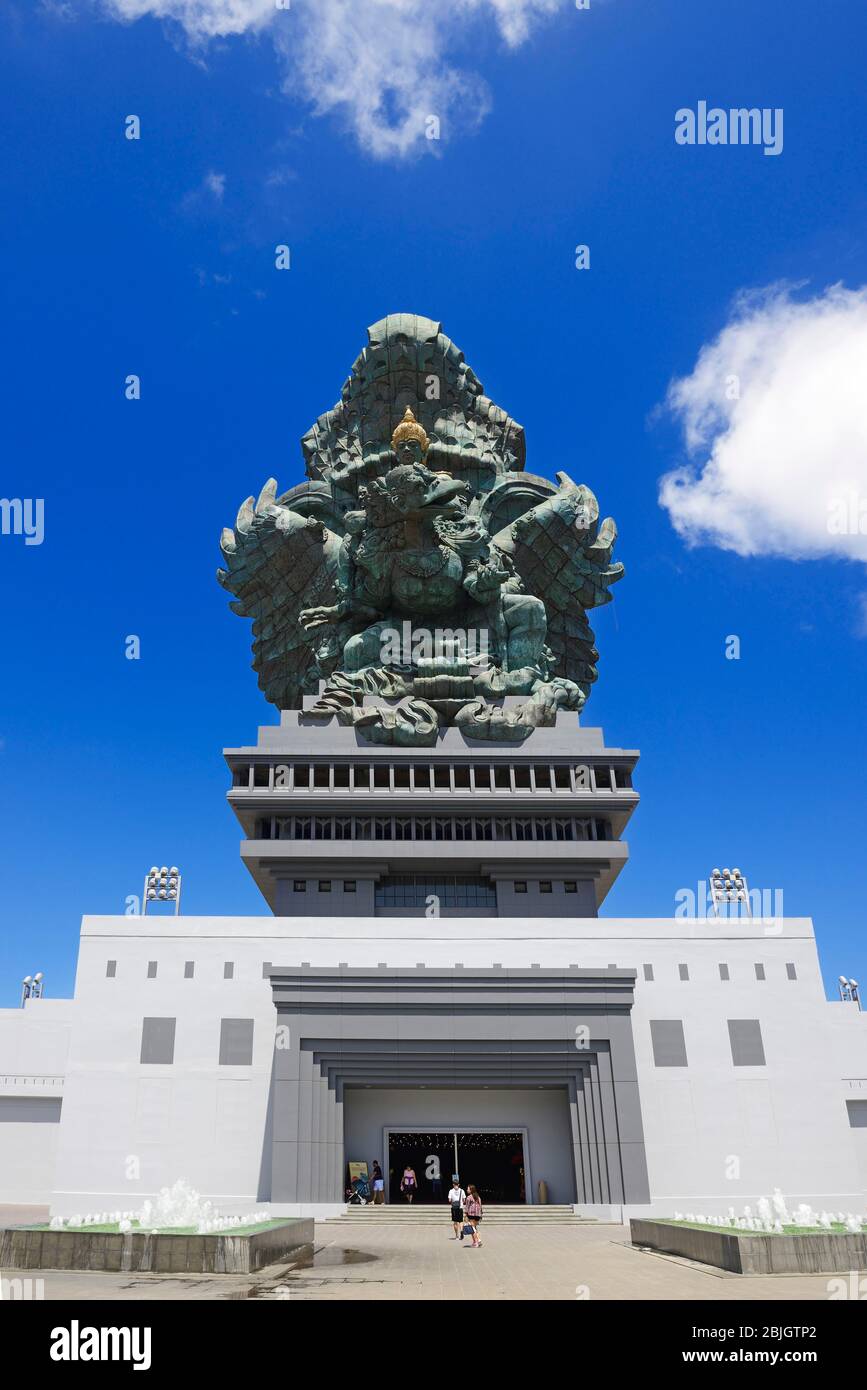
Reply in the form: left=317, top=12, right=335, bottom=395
left=326, top=1204, right=590, bottom=1225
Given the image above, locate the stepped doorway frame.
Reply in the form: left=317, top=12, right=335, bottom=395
left=267, top=964, right=651, bottom=1210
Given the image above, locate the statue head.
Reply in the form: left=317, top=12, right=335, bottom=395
left=381, top=463, right=468, bottom=520
left=391, top=407, right=429, bottom=467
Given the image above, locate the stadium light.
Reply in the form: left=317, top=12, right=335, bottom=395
left=20, top=972, right=45, bottom=1007
left=709, top=866, right=751, bottom=919
left=142, top=865, right=182, bottom=916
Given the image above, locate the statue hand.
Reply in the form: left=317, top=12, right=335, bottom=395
left=472, top=558, right=510, bottom=593
left=299, top=604, right=340, bottom=630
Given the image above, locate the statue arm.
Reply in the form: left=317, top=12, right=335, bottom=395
left=462, top=550, right=516, bottom=602
left=301, top=538, right=384, bottom=629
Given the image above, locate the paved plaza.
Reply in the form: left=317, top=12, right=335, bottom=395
left=1, top=1213, right=848, bottom=1301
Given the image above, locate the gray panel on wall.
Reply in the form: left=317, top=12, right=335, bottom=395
left=846, top=1100, right=867, bottom=1128
left=106, top=960, right=116, bottom=978
left=224, top=961, right=235, bottom=979
left=219, top=1017, right=255, bottom=1066
left=140, top=1017, right=176, bottom=1064
left=147, top=961, right=157, bottom=979
left=184, top=961, right=195, bottom=979
left=650, top=1019, right=688, bottom=1067
left=786, top=962, right=797, bottom=980
left=642, top=964, right=653, bottom=981
left=0, top=1097, right=62, bottom=1123
left=678, top=964, right=689, bottom=981
left=728, top=1018, right=766, bottom=1066
left=754, top=963, right=766, bottom=981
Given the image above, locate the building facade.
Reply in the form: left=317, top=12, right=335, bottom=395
left=3, top=315, right=866, bottom=1220
left=3, top=707, right=867, bottom=1220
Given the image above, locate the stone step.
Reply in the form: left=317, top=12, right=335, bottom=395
left=329, top=1218, right=590, bottom=1225
left=337, top=1207, right=578, bottom=1212
left=331, top=1217, right=589, bottom=1223
left=341, top=1204, right=575, bottom=1211
left=328, top=1205, right=590, bottom=1224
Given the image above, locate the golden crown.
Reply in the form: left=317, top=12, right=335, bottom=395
left=391, top=407, right=429, bottom=454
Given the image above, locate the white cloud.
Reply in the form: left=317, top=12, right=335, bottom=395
left=182, top=169, right=227, bottom=211
left=264, top=166, right=297, bottom=188
left=204, top=169, right=226, bottom=199
left=93, top=0, right=566, bottom=157
left=98, top=0, right=275, bottom=39
left=659, top=283, right=867, bottom=567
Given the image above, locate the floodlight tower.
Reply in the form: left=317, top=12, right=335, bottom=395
left=838, top=976, right=861, bottom=1009
left=20, top=971, right=44, bottom=1007
left=709, top=866, right=751, bottom=919
left=142, top=866, right=182, bottom=916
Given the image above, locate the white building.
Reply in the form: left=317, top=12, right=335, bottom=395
left=2, top=712, right=866, bottom=1220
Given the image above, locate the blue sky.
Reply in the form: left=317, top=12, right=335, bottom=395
left=1, top=0, right=866, bottom=1006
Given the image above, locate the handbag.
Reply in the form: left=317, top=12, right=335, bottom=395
left=461, top=1223, right=474, bottom=1236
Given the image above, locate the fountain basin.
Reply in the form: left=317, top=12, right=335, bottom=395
left=630, top=1219, right=867, bottom=1274
left=0, top=1218, right=314, bottom=1275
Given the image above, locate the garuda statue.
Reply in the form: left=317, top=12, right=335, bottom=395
left=218, top=314, right=623, bottom=745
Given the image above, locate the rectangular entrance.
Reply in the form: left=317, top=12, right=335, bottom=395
left=387, top=1130, right=526, bottom=1204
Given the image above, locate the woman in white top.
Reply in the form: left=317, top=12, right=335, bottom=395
left=447, top=1177, right=466, bottom=1239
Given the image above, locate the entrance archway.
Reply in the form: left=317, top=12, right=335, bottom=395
left=269, top=965, right=651, bottom=1209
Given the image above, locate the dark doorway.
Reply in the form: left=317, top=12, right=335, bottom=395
left=387, top=1130, right=526, bottom=1204
left=455, top=1132, right=525, bottom=1203
left=388, top=1131, right=455, bottom=1204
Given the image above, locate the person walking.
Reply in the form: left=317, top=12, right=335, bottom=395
left=447, top=1175, right=466, bottom=1239
left=371, top=1160, right=384, bottom=1205
left=400, top=1164, right=418, bottom=1204
left=464, top=1184, right=483, bottom=1246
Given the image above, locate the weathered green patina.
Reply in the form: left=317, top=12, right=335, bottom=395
left=218, top=313, right=623, bottom=743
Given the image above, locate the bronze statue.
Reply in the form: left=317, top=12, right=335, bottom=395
left=218, top=314, right=623, bottom=743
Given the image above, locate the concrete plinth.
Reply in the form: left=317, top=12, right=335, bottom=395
left=0, top=1219, right=314, bottom=1274
left=630, top=1219, right=867, bottom=1274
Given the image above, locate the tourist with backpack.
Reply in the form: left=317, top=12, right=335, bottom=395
left=464, top=1184, right=483, bottom=1246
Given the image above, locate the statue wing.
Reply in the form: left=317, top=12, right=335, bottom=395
left=491, top=471, right=624, bottom=695
left=217, top=479, right=341, bottom=709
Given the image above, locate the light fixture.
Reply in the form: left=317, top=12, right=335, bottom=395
left=709, top=866, right=751, bottom=918
left=142, top=865, right=182, bottom=916
left=839, top=976, right=861, bottom=1009
left=20, top=972, right=45, bottom=1007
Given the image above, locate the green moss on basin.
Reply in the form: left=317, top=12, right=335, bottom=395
left=659, top=1219, right=865, bottom=1236
left=22, top=1219, right=288, bottom=1237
